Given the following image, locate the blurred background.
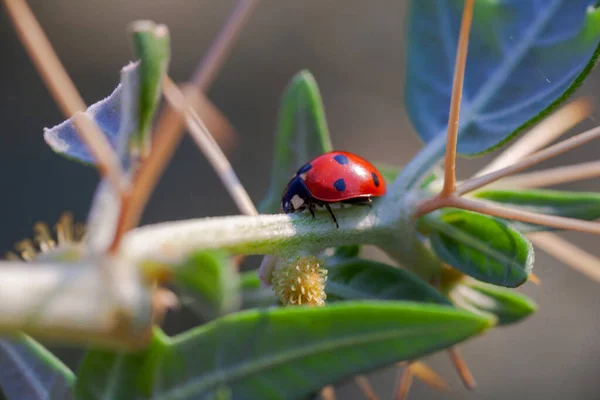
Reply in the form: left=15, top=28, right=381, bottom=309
left=1, top=1, right=600, bottom=399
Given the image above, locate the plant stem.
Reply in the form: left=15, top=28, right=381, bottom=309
left=393, top=364, right=414, bottom=400
left=476, top=98, right=592, bottom=176
left=2, top=0, right=125, bottom=193
left=487, top=160, right=600, bottom=189
left=448, top=347, right=476, bottom=390
left=455, top=125, right=600, bottom=196
left=191, top=0, right=261, bottom=90
left=441, top=0, right=475, bottom=196
left=121, top=206, right=386, bottom=265
left=353, top=376, right=379, bottom=400
left=162, top=77, right=257, bottom=216
left=447, top=196, right=600, bottom=235
left=528, top=232, right=600, bottom=283
left=113, top=0, right=260, bottom=245
left=0, top=260, right=152, bottom=350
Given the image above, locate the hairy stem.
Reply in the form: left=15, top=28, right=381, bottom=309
left=0, top=260, right=152, bottom=349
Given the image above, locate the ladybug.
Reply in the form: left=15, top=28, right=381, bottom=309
left=281, top=151, right=387, bottom=228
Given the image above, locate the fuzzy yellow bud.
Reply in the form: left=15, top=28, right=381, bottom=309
left=271, top=255, right=327, bottom=306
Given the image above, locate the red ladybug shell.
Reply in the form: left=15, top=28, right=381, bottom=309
left=299, top=151, right=386, bottom=202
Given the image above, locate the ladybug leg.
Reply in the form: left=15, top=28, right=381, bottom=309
left=324, top=203, right=339, bottom=228
left=308, top=201, right=316, bottom=219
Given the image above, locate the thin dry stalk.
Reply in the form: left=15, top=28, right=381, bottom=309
left=408, top=361, right=451, bottom=392
left=488, top=160, right=600, bottom=189
left=449, top=196, right=600, bottom=235
left=320, top=385, right=336, bottom=400
left=528, top=232, right=600, bottom=283
left=448, top=347, right=476, bottom=390
left=393, top=365, right=414, bottom=400
left=162, top=77, right=257, bottom=215
left=455, top=125, right=600, bottom=196
left=192, top=0, right=261, bottom=90
left=2, top=0, right=125, bottom=192
left=112, top=0, right=259, bottom=245
left=441, top=0, right=475, bottom=196
left=476, top=98, right=593, bottom=176
left=353, top=375, right=379, bottom=400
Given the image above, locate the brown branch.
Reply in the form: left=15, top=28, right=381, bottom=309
left=455, top=125, right=600, bottom=196
left=320, top=385, right=336, bottom=400
left=353, top=375, right=379, bottom=400
left=441, top=0, right=475, bottom=196
left=111, top=0, right=260, bottom=247
left=2, top=0, right=125, bottom=192
left=162, top=77, right=257, bottom=215
left=448, top=347, right=476, bottom=390
left=476, top=98, right=592, bottom=176
left=528, top=232, right=600, bottom=284
left=394, top=364, right=414, bottom=400
left=488, top=160, right=600, bottom=189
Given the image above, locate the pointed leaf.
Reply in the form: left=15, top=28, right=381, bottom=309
left=0, top=334, right=74, bottom=400
left=175, top=250, right=241, bottom=319
left=474, top=188, right=600, bottom=232
left=131, top=21, right=171, bottom=154
left=422, top=209, right=534, bottom=287
left=406, top=0, right=600, bottom=154
left=77, top=303, right=492, bottom=399
left=259, top=70, right=333, bottom=213
left=325, top=258, right=451, bottom=305
left=449, top=279, right=537, bottom=325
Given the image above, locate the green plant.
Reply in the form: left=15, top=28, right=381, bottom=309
left=2, top=0, right=600, bottom=399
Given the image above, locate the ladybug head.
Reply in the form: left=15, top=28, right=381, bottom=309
left=281, top=176, right=311, bottom=214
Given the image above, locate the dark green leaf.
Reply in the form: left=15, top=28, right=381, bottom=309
left=423, top=209, right=534, bottom=287
left=474, top=189, right=600, bottom=232
left=77, top=303, right=492, bottom=399
left=259, top=70, right=333, bottom=213
left=325, top=258, right=451, bottom=305
left=449, top=279, right=537, bottom=325
left=332, top=245, right=361, bottom=259
left=406, top=1, right=600, bottom=155
left=0, top=334, right=74, bottom=400
left=175, top=250, right=241, bottom=319
left=131, top=21, right=171, bottom=153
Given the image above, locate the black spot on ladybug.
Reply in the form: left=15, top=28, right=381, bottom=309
left=333, top=154, right=349, bottom=165
left=371, top=172, right=380, bottom=187
left=297, top=163, right=312, bottom=174
left=333, top=178, right=347, bottom=192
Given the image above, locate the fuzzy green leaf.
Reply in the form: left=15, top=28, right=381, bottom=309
left=76, top=303, right=492, bottom=399
left=325, top=258, right=451, bottom=305
left=176, top=250, right=241, bottom=319
left=131, top=21, right=171, bottom=153
left=423, top=209, right=534, bottom=287
left=259, top=70, right=333, bottom=213
left=474, top=189, right=600, bottom=232
left=0, top=334, right=74, bottom=400
left=449, top=279, right=537, bottom=325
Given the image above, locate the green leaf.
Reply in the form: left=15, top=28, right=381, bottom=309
left=449, top=279, right=537, bottom=326
left=406, top=1, right=600, bottom=155
left=332, top=244, right=361, bottom=259
left=259, top=70, right=333, bottom=213
left=0, top=334, right=74, bottom=400
left=77, top=303, right=492, bottom=399
left=474, top=188, right=600, bottom=232
left=240, top=270, right=278, bottom=309
left=422, top=209, right=534, bottom=288
left=44, top=62, right=139, bottom=165
left=131, top=20, right=171, bottom=154
left=325, top=258, right=451, bottom=305
left=175, top=250, right=241, bottom=319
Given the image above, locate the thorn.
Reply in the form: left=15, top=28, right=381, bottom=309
left=528, top=272, right=541, bottom=285
left=448, top=347, right=476, bottom=390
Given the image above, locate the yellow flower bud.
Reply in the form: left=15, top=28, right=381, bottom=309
left=271, top=255, right=327, bottom=306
